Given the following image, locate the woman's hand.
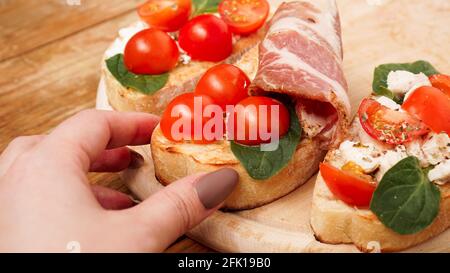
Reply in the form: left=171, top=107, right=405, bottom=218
left=0, top=110, right=238, bottom=252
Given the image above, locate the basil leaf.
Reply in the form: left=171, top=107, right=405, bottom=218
left=230, top=104, right=302, bottom=180
left=378, top=86, right=404, bottom=104
left=372, top=60, right=439, bottom=95
left=192, top=0, right=221, bottom=16
left=105, top=54, right=168, bottom=95
left=370, top=156, right=441, bottom=235
left=378, top=86, right=395, bottom=99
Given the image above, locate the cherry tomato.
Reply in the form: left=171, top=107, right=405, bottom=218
left=138, top=0, right=192, bottom=32
left=358, top=98, right=429, bottom=145
left=402, top=86, right=450, bottom=135
left=429, top=74, right=450, bottom=98
left=178, top=15, right=232, bottom=62
left=124, top=28, right=179, bottom=75
left=219, top=0, right=269, bottom=35
left=231, top=96, right=290, bottom=146
left=195, top=64, right=250, bottom=110
left=320, top=163, right=376, bottom=207
left=160, top=93, right=222, bottom=143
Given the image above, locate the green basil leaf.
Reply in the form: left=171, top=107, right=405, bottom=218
left=370, top=156, right=441, bottom=235
left=230, top=104, right=302, bottom=180
left=105, top=54, right=168, bottom=95
left=377, top=86, right=395, bottom=99
left=192, top=0, right=221, bottom=16
left=372, top=60, right=439, bottom=95
left=377, top=86, right=404, bottom=104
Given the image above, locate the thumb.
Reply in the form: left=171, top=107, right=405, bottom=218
left=123, top=168, right=239, bottom=251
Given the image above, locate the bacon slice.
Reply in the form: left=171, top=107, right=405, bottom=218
left=251, top=1, right=350, bottom=148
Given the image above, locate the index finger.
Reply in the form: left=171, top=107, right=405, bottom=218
left=39, top=109, right=159, bottom=171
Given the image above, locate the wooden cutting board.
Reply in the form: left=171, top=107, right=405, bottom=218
left=98, top=0, right=450, bottom=252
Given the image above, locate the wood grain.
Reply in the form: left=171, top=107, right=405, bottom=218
left=0, top=0, right=142, bottom=61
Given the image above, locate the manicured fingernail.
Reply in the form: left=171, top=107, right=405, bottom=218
left=129, top=150, right=144, bottom=169
left=195, top=168, right=239, bottom=209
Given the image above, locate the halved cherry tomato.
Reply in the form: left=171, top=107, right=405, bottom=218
left=231, top=96, right=290, bottom=146
left=195, top=64, right=250, bottom=110
left=429, top=74, right=450, bottom=98
left=124, top=28, right=179, bottom=75
left=138, top=0, right=192, bottom=32
left=358, top=98, right=429, bottom=145
left=402, top=86, right=450, bottom=135
left=219, top=0, right=269, bottom=35
left=160, top=93, right=222, bottom=143
left=178, top=15, right=232, bottom=62
left=320, top=163, right=376, bottom=207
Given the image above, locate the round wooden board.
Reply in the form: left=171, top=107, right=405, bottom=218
left=97, top=0, right=450, bottom=252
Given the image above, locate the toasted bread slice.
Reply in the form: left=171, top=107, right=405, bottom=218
left=310, top=120, right=450, bottom=252
left=151, top=125, right=326, bottom=210
left=102, top=26, right=265, bottom=116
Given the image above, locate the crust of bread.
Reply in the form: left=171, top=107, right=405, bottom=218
left=151, top=125, right=327, bottom=210
left=310, top=121, right=450, bottom=252
left=102, top=27, right=264, bottom=116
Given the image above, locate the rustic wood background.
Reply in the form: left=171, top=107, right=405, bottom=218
left=0, top=0, right=211, bottom=253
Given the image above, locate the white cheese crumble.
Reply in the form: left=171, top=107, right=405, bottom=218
left=105, top=21, right=149, bottom=58
left=428, top=160, right=450, bottom=185
left=338, top=140, right=382, bottom=173
left=387, top=70, right=431, bottom=99
left=422, top=133, right=450, bottom=165
left=405, top=140, right=429, bottom=167
left=375, top=145, right=408, bottom=181
left=375, top=96, right=401, bottom=110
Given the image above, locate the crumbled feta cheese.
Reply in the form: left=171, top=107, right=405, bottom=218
left=422, top=133, right=450, bottom=165
left=387, top=70, right=431, bottom=97
left=375, top=96, right=401, bottom=110
left=405, top=140, right=429, bottom=167
left=428, top=160, right=450, bottom=185
left=338, top=141, right=382, bottom=173
left=375, top=145, right=408, bottom=181
left=105, top=21, right=148, bottom=58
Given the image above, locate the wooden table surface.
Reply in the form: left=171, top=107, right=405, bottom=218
left=0, top=0, right=211, bottom=253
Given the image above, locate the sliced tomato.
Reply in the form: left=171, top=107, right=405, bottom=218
left=160, top=93, right=222, bottom=143
left=195, top=64, right=250, bottom=110
left=138, top=0, right=191, bottom=32
left=358, top=98, right=429, bottom=145
left=320, top=163, right=376, bottom=207
left=402, top=86, right=450, bottom=135
left=429, top=74, right=450, bottom=98
left=219, top=0, right=269, bottom=35
left=231, top=96, right=290, bottom=146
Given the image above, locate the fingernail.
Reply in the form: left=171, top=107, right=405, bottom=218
left=195, top=168, right=239, bottom=209
left=129, top=150, right=144, bottom=169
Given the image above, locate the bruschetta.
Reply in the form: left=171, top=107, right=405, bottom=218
left=311, top=61, right=450, bottom=252
left=102, top=1, right=266, bottom=116
left=151, top=0, right=351, bottom=210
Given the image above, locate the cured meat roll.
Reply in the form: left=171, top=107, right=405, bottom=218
left=252, top=0, right=350, bottom=148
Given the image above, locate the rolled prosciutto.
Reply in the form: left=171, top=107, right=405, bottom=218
left=251, top=0, right=350, bottom=148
